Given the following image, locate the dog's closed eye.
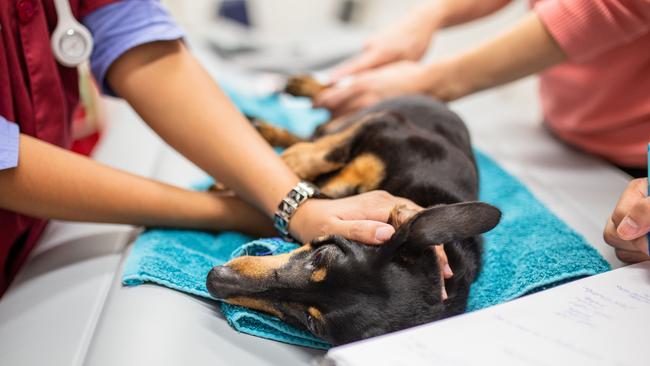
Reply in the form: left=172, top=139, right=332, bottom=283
left=307, top=307, right=324, bottom=333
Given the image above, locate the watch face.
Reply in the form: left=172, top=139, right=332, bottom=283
left=58, top=29, right=88, bottom=59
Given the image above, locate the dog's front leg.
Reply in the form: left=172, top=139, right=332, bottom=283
left=281, top=141, right=345, bottom=181
left=251, top=119, right=305, bottom=148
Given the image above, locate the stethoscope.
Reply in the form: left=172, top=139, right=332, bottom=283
left=51, top=0, right=94, bottom=67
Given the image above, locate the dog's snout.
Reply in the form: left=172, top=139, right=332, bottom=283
left=207, top=265, right=243, bottom=299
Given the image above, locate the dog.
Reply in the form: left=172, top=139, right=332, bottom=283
left=206, top=77, right=501, bottom=345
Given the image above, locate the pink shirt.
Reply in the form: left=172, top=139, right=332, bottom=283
left=532, top=0, right=650, bottom=167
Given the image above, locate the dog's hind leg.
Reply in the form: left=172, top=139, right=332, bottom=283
left=280, top=113, right=380, bottom=181
left=281, top=112, right=395, bottom=182
left=319, top=153, right=386, bottom=198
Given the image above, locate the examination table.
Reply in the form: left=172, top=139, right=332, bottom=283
left=0, top=46, right=630, bottom=366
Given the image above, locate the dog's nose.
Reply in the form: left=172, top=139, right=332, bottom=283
left=206, top=265, right=242, bottom=299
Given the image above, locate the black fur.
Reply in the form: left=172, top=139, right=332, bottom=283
left=207, top=95, right=501, bottom=345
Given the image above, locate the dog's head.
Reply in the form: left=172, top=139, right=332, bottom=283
left=207, top=202, right=500, bottom=345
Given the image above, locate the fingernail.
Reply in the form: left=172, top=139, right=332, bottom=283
left=443, top=264, right=453, bottom=278
left=441, top=286, right=448, bottom=301
left=618, top=216, right=641, bottom=238
left=375, top=226, right=394, bottom=242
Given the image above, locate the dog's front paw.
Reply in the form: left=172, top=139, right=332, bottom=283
left=284, top=75, right=326, bottom=99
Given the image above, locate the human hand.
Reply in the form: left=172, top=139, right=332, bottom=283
left=289, top=191, right=453, bottom=298
left=315, top=61, right=463, bottom=118
left=289, top=190, right=412, bottom=244
left=330, top=7, right=438, bottom=82
left=604, top=178, right=650, bottom=263
left=315, top=61, right=430, bottom=118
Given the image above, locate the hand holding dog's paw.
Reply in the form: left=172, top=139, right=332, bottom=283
left=314, top=61, right=430, bottom=118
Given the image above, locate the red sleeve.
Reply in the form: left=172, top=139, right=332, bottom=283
left=77, top=0, right=123, bottom=18
left=535, top=0, right=650, bottom=62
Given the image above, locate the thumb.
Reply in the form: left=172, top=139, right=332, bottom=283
left=329, top=220, right=395, bottom=245
left=617, top=197, right=650, bottom=241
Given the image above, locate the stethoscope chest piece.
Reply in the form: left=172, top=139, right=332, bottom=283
left=51, top=0, right=93, bottom=67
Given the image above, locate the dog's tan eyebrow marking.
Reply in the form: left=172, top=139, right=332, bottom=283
left=320, top=153, right=385, bottom=198
left=311, top=268, right=327, bottom=282
left=307, top=306, right=323, bottom=321
left=226, top=297, right=283, bottom=318
left=226, top=252, right=291, bottom=279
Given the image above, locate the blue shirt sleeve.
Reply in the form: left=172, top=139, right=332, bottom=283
left=83, top=0, right=185, bottom=96
left=0, top=116, right=19, bottom=170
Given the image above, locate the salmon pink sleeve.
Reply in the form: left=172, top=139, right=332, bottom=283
left=534, top=0, right=650, bottom=62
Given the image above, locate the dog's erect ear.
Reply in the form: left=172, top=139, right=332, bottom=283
left=385, top=202, right=501, bottom=253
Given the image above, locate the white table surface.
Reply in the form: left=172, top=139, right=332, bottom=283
left=0, top=6, right=632, bottom=364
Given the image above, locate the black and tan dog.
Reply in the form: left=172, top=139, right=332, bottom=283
left=206, top=77, right=501, bottom=345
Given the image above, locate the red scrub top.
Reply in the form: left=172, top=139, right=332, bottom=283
left=0, top=0, right=119, bottom=296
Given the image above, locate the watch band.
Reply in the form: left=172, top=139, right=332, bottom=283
left=273, top=181, right=322, bottom=242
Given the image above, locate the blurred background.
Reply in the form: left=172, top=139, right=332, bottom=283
left=159, top=0, right=527, bottom=76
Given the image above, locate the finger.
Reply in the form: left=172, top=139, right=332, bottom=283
left=441, top=283, right=448, bottom=301
left=330, top=50, right=386, bottom=82
left=313, top=84, right=363, bottom=113
left=611, top=178, right=647, bottom=226
left=615, top=248, right=650, bottom=263
left=435, top=245, right=453, bottom=279
left=335, top=95, right=379, bottom=118
left=329, top=219, right=395, bottom=245
left=616, top=197, right=650, bottom=240
left=604, top=217, right=649, bottom=253
left=334, top=191, right=420, bottom=224
left=434, top=245, right=450, bottom=301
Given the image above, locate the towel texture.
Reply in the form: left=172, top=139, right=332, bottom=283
left=122, top=86, right=609, bottom=349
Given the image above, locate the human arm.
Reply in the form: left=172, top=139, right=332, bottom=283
left=0, top=134, right=275, bottom=236
left=330, top=0, right=513, bottom=81
left=604, top=178, right=650, bottom=263
left=320, top=0, right=650, bottom=115
left=107, top=40, right=298, bottom=218
left=80, top=0, right=406, bottom=244
left=317, top=11, right=565, bottom=116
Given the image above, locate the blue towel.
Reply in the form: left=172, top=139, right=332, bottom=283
left=122, top=86, right=610, bottom=349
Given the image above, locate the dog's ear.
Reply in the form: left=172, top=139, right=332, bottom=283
left=385, top=202, right=501, bottom=254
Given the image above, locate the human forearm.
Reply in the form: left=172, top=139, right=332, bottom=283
left=424, top=11, right=566, bottom=101
left=415, top=0, right=512, bottom=31
left=0, top=134, right=273, bottom=235
left=107, top=40, right=298, bottom=216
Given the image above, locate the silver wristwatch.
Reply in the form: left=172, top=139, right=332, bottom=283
left=273, top=181, right=322, bottom=242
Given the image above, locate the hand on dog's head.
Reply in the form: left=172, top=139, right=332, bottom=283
left=207, top=202, right=500, bottom=345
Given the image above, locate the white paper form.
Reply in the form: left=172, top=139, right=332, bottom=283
left=324, top=262, right=650, bottom=366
